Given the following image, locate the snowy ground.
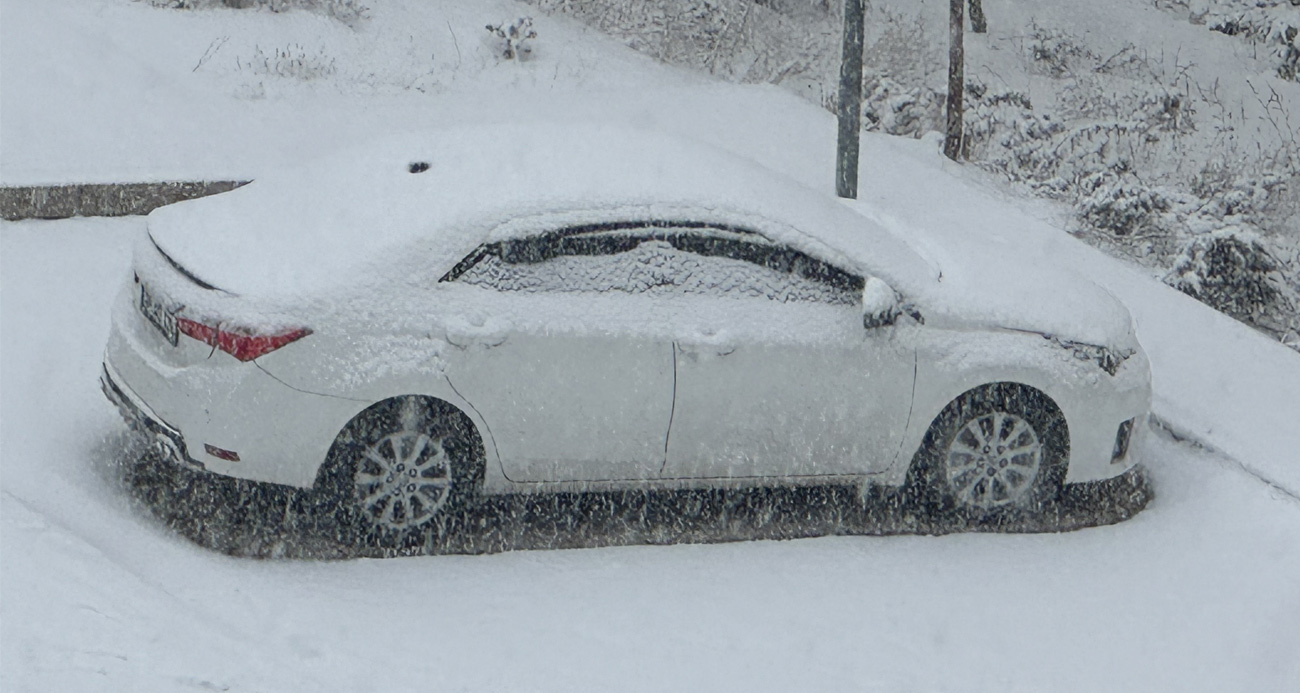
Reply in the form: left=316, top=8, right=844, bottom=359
left=3, top=0, right=1300, bottom=690
left=1, top=219, right=1297, bottom=692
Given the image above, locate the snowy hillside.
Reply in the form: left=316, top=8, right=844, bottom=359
left=2, top=1, right=1299, bottom=691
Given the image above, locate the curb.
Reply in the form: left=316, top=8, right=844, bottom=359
left=0, top=181, right=248, bottom=221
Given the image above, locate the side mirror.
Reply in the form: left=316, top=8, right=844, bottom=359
left=862, top=277, right=923, bottom=329
left=862, top=277, right=900, bottom=329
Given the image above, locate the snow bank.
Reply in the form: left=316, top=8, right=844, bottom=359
left=0, top=0, right=692, bottom=185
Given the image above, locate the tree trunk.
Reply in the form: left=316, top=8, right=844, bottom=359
left=944, top=0, right=965, bottom=162
left=969, top=0, right=987, bottom=34
left=835, top=0, right=865, bottom=199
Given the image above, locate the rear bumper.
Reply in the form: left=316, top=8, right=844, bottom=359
left=103, top=280, right=365, bottom=489
left=100, top=360, right=205, bottom=471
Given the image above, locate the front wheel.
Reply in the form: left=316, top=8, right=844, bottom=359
left=909, top=383, right=1068, bottom=518
left=318, top=395, right=485, bottom=545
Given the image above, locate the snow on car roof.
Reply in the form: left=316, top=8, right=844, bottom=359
left=146, top=122, right=936, bottom=301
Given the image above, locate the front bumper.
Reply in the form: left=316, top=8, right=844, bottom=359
left=1060, top=344, right=1152, bottom=483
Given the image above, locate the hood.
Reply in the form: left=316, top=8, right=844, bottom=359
left=849, top=201, right=1135, bottom=350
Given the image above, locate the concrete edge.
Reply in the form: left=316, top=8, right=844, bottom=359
left=1149, top=413, right=1300, bottom=503
left=1, top=181, right=249, bottom=221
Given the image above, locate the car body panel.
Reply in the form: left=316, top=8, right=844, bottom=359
left=104, top=281, right=363, bottom=488
left=665, top=301, right=915, bottom=479
left=877, top=328, right=1152, bottom=487
left=439, top=295, right=677, bottom=483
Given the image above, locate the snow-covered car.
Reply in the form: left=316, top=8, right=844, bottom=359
left=101, top=123, right=1150, bottom=540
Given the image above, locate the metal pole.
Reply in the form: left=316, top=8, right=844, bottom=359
left=836, top=0, right=865, bottom=199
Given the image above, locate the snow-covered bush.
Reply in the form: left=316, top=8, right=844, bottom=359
left=857, top=9, right=945, bottom=136
left=1157, top=0, right=1300, bottom=80
left=1025, top=23, right=1093, bottom=78
left=1077, top=176, right=1174, bottom=236
left=146, top=0, right=369, bottom=28
left=486, top=17, right=539, bottom=61
left=1190, top=160, right=1299, bottom=226
left=962, top=76, right=1191, bottom=199
left=1166, top=228, right=1296, bottom=329
left=524, top=0, right=836, bottom=90
left=1201, top=1, right=1300, bottom=80
left=962, top=83, right=1061, bottom=181
left=861, top=76, right=943, bottom=137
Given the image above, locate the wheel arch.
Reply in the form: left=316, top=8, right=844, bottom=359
left=882, top=331, right=1083, bottom=486
left=312, top=390, right=497, bottom=491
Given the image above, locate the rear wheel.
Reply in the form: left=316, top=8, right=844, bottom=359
left=318, top=396, right=485, bottom=544
left=910, top=383, right=1068, bottom=519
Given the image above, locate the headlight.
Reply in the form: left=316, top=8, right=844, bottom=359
left=1112, top=418, right=1136, bottom=462
left=1047, top=336, right=1133, bottom=375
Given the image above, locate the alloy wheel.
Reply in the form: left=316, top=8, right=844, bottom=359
left=944, top=411, right=1043, bottom=509
left=354, top=429, right=452, bottom=531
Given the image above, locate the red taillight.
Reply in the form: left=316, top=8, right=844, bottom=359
left=177, top=317, right=218, bottom=345
left=176, top=317, right=311, bottom=362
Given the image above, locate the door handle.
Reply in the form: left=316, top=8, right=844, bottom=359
left=679, top=332, right=735, bottom=359
left=445, top=313, right=510, bottom=348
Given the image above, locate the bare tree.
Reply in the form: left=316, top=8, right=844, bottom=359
left=944, top=0, right=965, bottom=161
left=836, top=0, right=865, bottom=198
left=969, top=0, right=987, bottom=34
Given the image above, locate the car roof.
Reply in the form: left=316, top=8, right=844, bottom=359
left=146, top=122, right=937, bottom=299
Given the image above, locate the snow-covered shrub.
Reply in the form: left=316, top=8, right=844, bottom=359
left=1190, top=161, right=1298, bottom=224
left=1155, top=0, right=1300, bottom=80
left=1077, top=175, right=1173, bottom=236
left=524, top=0, right=835, bottom=88
left=1203, top=1, right=1300, bottom=80
left=860, top=76, right=943, bottom=137
left=858, top=9, right=945, bottom=136
left=1025, top=23, right=1093, bottom=78
left=1166, top=228, right=1295, bottom=328
left=962, top=82, right=1063, bottom=183
left=963, top=81, right=1169, bottom=200
left=237, top=43, right=336, bottom=80
left=1060, top=78, right=1194, bottom=135
left=485, top=17, right=539, bottom=61
left=147, top=0, right=370, bottom=27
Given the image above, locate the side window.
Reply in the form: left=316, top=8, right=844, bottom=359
left=445, top=223, right=863, bottom=306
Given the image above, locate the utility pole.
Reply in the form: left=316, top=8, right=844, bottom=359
left=836, top=0, right=865, bottom=199
left=943, top=0, right=965, bottom=161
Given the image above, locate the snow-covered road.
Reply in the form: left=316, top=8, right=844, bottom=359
left=3, top=217, right=1298, bottom=692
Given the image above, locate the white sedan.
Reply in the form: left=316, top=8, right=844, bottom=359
left=101, top=123, right=1151, bottom=541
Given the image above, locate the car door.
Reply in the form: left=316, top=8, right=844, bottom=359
left=658, top=228, right=916, bottom=480
left=437, top=227, right=676, bottom=483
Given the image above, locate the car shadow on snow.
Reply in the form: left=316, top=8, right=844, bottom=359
left=103, top=435, right=1152, bottom=560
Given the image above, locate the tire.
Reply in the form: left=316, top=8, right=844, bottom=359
left=909, top=382, right=1069, bottom=519
left=317, top=395, right=485, bottom=544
